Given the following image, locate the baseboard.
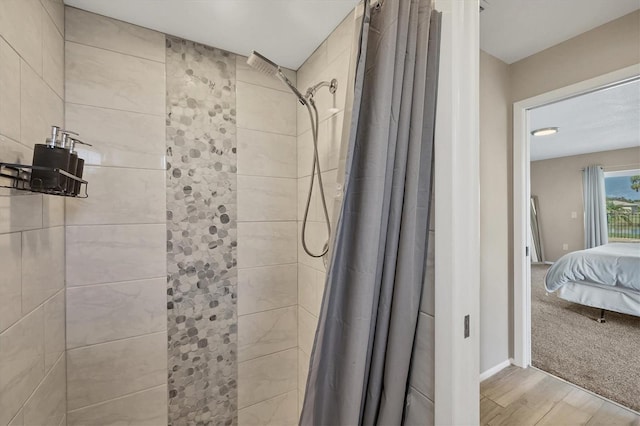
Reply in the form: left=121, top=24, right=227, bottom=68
left=480, top=359, right=512, bottom=382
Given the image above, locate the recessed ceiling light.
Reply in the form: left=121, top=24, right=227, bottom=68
left=531, top=127, right=559, bottom=136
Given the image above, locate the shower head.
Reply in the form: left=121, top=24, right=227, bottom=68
left=246, top=51, right=279, bottom=77
left=247, top=51, right=307, bottom=105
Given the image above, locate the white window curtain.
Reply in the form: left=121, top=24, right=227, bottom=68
left=583, top=165, right=608, bottom=248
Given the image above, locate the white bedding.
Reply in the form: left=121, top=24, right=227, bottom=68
left=545, top=243, right=640, bottom=293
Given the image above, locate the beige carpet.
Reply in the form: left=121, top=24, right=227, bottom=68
left=531, top=264, right=640, bottom=412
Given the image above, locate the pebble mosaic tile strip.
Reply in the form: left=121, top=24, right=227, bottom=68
left=166, top=36, right=238, bottom=426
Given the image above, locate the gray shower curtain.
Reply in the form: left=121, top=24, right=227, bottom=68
left=299, top=0, right=441, bottom=424
left=583, top=165, right=608, bottom=248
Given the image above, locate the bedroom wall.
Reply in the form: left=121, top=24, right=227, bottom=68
left=530, top=147, right=640, bottom=262
left=479, top=50, right=510, bottom=374
left=505, top=10, right=640, bottom=357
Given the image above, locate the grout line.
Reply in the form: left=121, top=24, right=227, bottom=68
left=64, top=101, right=165, bottom=119
left=65, top=222, right=166, bottom=228
left=236, top=124, right=297, bottom=138
left=66, top=330, right=166, bottom=352
left=66, top=276, right=166, bottom=290
left=238, top=304, right=297, bottom=317
left=80, top=164, right=166, bottom=172
left=238, top=388, right=297, bottom=411
left=67, top=276, right=166, bottom=290
left=65, top=39, right=166, bottom=65
left=67, top=383, right=167, bottom=414
left=20, top=350, right=66, bottom=414
left=238, top=346, right=297, bottom=365
left=237, top=262, right=298, bottom=271
left=237, top=219, right=298, bottom=224
left=41, top=1, right=64, bottom=39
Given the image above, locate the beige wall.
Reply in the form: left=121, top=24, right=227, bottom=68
left=235, top=57, right=299, bottom=422
left=0, top=1, right=67, bottom=425
left=295, top=12, right=354, bottom=415
left=508, top=10, right=640, bottom=355
left=531, top=147, right=640, bottom=262
left=510, top=11, right=640, bottom=103
left=479, top=50, right=510, bottom=373
left=63, top=8, right=168, bottom=424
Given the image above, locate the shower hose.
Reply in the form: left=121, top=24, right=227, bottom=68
left=301, top=97, right=332, bottom=259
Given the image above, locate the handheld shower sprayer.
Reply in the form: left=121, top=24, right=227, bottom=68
left=246, top=51, right=338, bottom=259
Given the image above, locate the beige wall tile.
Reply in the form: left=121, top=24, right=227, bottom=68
left=238, top=348, right=297, bottom=408
left=65, top=103, right=166, bottom=169
left=238, top=264, right=297, bottom=315
left=41, top=0, right=64, bottom=36
left=44, top=290, right=65, bottom=371
left=42, top=10, right=64, bottom=99
left=298, top=264, right=317, bottom=317
left=237, top=222, right=297, bottom=268
left=66, top=332, right=167, bottom=410
left=405, top=387, right=434, bottom=425
left=238, top=390, right=298, bottom=426
left=238, top=306, right=297, bottom=362
left=238, top=176, right=296, bottom=222
left=297, top=42, right=327, bottom=95
left=409, top=313, right=434, bottom=401
left=66, top=278, right=166, bottom=349
left=237, top=128, right=296, bottom=178
left=65, top=42, right=165, bottom=115
left=42, top=195, right=64, bottom=228
left=0, top=307, right=45, bottom=425
left=237, top=82, right=297, bottom=136
left=21, top=226, right=65, bottom=313
left=298, top=348, right=310, bottom=396
left=66, top=224, right=166, bottom=286
left=297, top=175, right=318, bottom=222
left=236, top=55, right=296, bottom=93
left=8, top=409, right=23, bottom=426
left=0, top=135, right=32, bottom=169
left=67, top=385, right=167, bottom=426
left=23, top=355, right=66, bottom=426
left=65, top=7, right=165, bottom=63
left=327, top=12, right=354, bottom=64
left=66, top=167, right=166, bottom=225
left=0, top=38, right=21, bottom=141
left=0, top=232, right=22, bottom=332
left=297, top=306, right=317, bottom=356
left=0, top=0, right=43, bottom=75
left=0, top=194, right=43, bottom=234
left=20, top=59, right=63, bottom=149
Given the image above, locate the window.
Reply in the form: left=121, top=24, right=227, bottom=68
left=604, top=169, right=640, bottom=241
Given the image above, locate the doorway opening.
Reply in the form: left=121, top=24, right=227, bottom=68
left=513, top=65, right=640, bottom=413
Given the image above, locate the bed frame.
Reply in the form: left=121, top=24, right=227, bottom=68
left=556, top=281, right=640, bottom=323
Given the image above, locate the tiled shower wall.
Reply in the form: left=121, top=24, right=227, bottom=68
left=235, top=56, right=299, bottom=424
left=165, top=39, right=300, bottom=425
left=295, top=12, right=354, bottom=412
left=166, top=38, right=238, bottom=425
left=0, top=1, right=66, bottom=425
left=64, top=8, right=168, bottom=424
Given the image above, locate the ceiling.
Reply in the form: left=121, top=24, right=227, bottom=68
left=480, top=0, right=640, bottom=64
left=63, top=0, right=359, bottom=70
left=529, top=79, right=640, bottom=162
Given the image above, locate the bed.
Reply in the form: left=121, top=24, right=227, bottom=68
left=545, top=243, right=640, bottom=320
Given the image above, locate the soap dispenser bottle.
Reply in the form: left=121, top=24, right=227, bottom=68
left=31, top=126, right=71, bottom=191
left=66, top=137, right=92, bottom=196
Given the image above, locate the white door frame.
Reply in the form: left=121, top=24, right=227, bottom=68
left=434, top=0, right=480, bottom=424
left=512, top=63, right=640, bottom=368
